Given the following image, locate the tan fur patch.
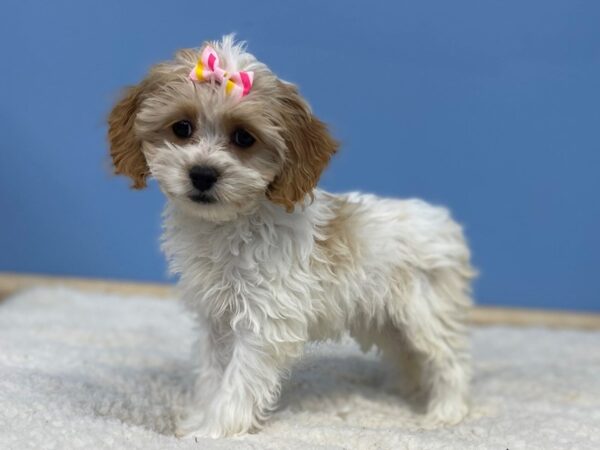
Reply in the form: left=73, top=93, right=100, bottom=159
left=107, top=83, right=151, bottom=189
left=267, top=82, right=339, bottom=211
left=315, top=196, right=362, bottom=272
left=107, top=60, right=193, bottom=189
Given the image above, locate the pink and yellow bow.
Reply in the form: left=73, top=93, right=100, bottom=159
left=188, top=45, right=254, bottom=99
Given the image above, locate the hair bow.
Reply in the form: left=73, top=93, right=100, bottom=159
left=188, top=45, right=254, bottom=99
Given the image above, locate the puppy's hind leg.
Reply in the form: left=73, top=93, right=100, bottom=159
left=390, top=270, right=473, bottom=426
left=350, top=324, right=423, bottom=400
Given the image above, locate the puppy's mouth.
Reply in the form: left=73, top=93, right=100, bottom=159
left=188, top=193, right=217, bottom=204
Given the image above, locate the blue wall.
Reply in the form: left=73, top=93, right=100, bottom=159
left=1, top=1, right=599, bottom=311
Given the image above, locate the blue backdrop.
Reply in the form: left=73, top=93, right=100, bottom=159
left=1, top=1, right=599, bottom=311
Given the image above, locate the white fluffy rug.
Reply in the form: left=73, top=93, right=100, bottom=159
left=1, top=288, right=599, bottom=450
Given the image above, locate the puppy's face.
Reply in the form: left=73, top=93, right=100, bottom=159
left=108, top=37, right=337, bottom=222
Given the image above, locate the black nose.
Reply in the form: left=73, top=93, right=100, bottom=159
left=189, top=166, right=219, bottom=192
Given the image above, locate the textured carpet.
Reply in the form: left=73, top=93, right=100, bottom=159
left=0, top=287, right=599, bottom=449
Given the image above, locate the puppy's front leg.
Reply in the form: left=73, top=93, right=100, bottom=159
left=180, top=325, right=304, bottom=439
left=176, top=314, right=231, bottom=436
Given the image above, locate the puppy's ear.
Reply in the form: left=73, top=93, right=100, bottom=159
left=107, top=83, right=150, bottom=189
left=267, top=82, right=338, bottom=211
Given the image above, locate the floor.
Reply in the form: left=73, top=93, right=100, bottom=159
left=1, top=287, right=599, bottom=449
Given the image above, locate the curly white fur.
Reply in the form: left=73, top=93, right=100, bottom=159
left=164, top=191, right=474, bottom=438
left=108, top=35, right=476, bottom=439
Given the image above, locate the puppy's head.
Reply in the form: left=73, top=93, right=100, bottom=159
left=108, top=35, right=337, bottom=221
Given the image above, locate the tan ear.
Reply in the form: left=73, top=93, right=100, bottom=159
left=107, top=84, right=149, bottom=189
left=267, top=83, right=339, bottom=211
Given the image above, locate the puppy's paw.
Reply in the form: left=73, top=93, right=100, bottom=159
left=176, top=414, right=251, bottom=439
left=423, top=397, right=469, bottom=428
left=177, top=426, right=223, bottom=440
left=175, top=413, right=212, bottom=439
left=176, top=424, right=225, bottom=440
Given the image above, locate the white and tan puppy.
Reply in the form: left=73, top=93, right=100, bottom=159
left=108, top=35, right=475, bottom=439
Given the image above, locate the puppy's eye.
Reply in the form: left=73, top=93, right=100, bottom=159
left=172, top=120, right=194, bottom=139
left=231, top=128, right=256, bottom=149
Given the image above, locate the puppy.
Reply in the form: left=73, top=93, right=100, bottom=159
left=108, top=35, right=475, bottom=439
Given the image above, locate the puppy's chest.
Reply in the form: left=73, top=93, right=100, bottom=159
left=172, top=221, right=314, bottom=304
